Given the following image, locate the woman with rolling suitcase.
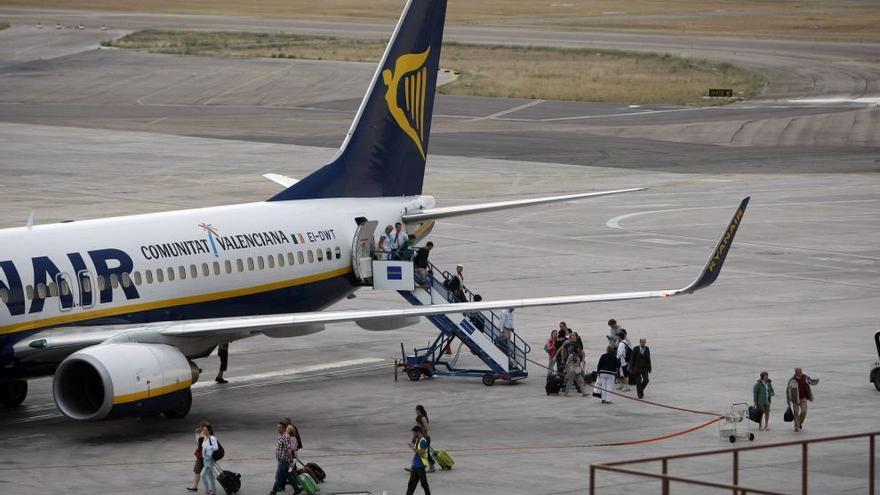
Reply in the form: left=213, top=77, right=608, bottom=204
left=415, top=405, right=436, bottom=473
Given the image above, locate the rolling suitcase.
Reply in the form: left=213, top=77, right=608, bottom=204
left=305, top=462, right=326, bottom=483
left=297, top=472, right=319, bottom=495
left=545, top=372, right=563, bottom=395
left=214, top=464, right=242, bottom=494
left=431, top=447, right=454, bottom=471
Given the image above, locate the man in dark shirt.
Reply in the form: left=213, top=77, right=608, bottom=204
left=786, top=368, right=819, bottom=431
left=413, top=241, right=433, bottom=285
left=629, top=338, right=652, bottom=399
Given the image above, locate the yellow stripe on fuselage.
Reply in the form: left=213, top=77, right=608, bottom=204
left=0, top=266, right=353, bottom=336
left=113, top=380, right=193, bottom=405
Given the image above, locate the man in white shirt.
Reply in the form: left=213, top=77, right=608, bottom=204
left=388, top=222, right=404, bottom=257
left=616, top=328, right=632, bottom=391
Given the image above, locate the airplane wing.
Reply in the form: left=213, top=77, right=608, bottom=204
left=401, top=188, right=644, bottom=222
left=15, top=198, right=748, bottom=355
left=263, top=173, right=299, bottom=188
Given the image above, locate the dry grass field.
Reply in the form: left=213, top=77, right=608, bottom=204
left=6, top=0, right=880, bottom=41
left=111, top=30, right=764, bottom=105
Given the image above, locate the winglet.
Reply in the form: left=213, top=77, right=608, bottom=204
left=674, top=197, right=749, bottom=295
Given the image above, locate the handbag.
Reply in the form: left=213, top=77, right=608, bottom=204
left=783, top=406, right=794, bottom=422
left=747, top=405, right=762, bottom=424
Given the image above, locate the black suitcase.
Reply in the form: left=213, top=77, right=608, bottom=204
left=545, top=372, right=563, bottom=395
left=215, top=464, right=241, bottom=494
left=305, top=461, right=326, bottom=483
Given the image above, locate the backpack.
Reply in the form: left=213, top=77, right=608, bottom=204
left=212, top=439, right=225, bottom=461
left=624, top=343, right=632, bottom=363
left=443, top=276, right=461, bottom=292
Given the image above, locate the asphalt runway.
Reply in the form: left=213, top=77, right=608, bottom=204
left=0, top=10, right=879, bottom=495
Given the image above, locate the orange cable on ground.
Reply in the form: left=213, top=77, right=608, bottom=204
left=590, top=416, right=723, bottom=447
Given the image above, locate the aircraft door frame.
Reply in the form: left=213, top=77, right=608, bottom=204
left=75, top=269, right=95, bottom=309
left=351, top=219, right=378, bottom=283
left=55, top=272, right=76, bottom=312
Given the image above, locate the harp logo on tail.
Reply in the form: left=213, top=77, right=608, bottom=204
left=382, top=48, right=431, bottom=159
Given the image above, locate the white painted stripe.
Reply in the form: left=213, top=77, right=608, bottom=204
left=468, top=99, right=545, bottom=122
left=639, top=238, right=692, bottom=246
left=191, top=357, right=386, bottom=389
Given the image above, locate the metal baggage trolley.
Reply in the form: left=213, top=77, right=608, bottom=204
left=719, top=402, right=756, bottom=443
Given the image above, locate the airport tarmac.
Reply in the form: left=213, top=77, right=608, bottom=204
left=0, top=11, right=879, bottom=495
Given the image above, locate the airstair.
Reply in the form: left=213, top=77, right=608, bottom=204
left=397, top=262, right=530, bottom=386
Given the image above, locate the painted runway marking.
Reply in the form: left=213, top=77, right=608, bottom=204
left=639, top=238, right=691, bottom=246
left=468, top=99, right=544, bottom=122
left=191, top=357, right=385, bottom=389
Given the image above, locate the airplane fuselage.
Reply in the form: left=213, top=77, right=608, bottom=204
left=0, top=196, right=433, bottom=377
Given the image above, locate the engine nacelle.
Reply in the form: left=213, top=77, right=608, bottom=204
left=53, top=343, right=196, bottom=421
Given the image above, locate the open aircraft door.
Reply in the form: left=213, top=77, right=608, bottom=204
left=352, top=218, right=378, bottom=284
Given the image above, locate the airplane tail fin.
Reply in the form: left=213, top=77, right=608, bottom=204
left=270, top=0, right=447, bottom=201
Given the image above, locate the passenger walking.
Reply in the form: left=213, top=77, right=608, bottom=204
left=187, top=420, right=209, bottom=492
left=215, top=342, right=229, bottom=384
left=607, top=318, right=621, bottom=347
left=563, top=341, right=588, bottom=397
left=629, top=338, right=652, bottom=399
left=399, top=234, right=417, bottom=260
left=595, top=345, right=620, bottom=404
left=616, top=329, right=632, bottom=391
left=786, top=368, right=819, bottom=432
left=753, top=371, right=775, bottom=431
left=544, top=330, right=558, bottom=372
left=200, top=424, right=219, bottom=495
left=413, top=241, right=433, bottom=283
left=284, top=425, right=302, bottom=493
left=390, top=222, right=405, bottom=258
left=269, top=421, right=297, bottom=495
left=499, top=308, right=514, bottom=341
left=376, top=235, right=388, bottom=260
left=553, top=328, right=568, bottom=373
left=405, top=425, right=431, bottom=495
left=415, top=405, right=436, bottom=472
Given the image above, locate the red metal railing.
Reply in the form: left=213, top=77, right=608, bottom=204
left=590, top=431, right=877, bottom=495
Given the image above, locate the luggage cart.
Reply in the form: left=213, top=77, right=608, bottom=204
left=719, top=402, right=756, bottom=443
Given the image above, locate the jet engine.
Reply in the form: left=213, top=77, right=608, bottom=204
left=53, top=343, right=197, bottom=421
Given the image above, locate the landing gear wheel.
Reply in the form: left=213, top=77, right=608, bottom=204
left=482, top=374, right=495, bottom=387
left=729, top=435, right=737, bottom=443
left=748, top=433, right=755, bottom=441
left=0, top=380, right=27, bottom=407
left=163, top=388, right=192, bottom=419
left=407, top=369, right=422, bottom=382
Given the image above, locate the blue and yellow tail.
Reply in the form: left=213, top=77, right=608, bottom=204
left=270, top=0, right=447, bottom=201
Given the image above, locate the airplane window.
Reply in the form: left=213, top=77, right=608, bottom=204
left=298, top=252, right=305, bottom=264
left=133, top=271, right=142, bottom=286
left=307, top=250, right=314, bottom=263
left=97, top=276, right=106, bottom=291
left=48, top=281, right=59, bottom=297
left=267, top=255, right=275, bottom=269
left=121, top=272, right=132, bottom=288
left=326, top=248, right=332, bottom=261
left=36, top=283, right=47, bottom=299
left=60, top=279, right=71, bottom=296
left=316, top=249, right=324, bottom=262
left=109, top=275, right=119, bottom=289
left=82, top=277, right=92, bottom=293
left=225, top=260, right=232, bottom=274
left=178, top=266, right=186, bottom=280
left=145, top=270, right=153, bottom=284
left=287, top=252, right=295, bottom=265
left=203, top=263, right=211, bottom=277
left=247, top=258, right=255, bottom=271
left=236, top=259, right=244, bottom=272
left=335, top=246, right=341, bottom=259
left=167, top=267, right=175, bottom=281
left=257, top=256, right=265, bottom=270
left=0, top=288, right=8, bottom=304
left=26, top=285, right=34, bottom=300
left=212, top=262, right=220, bottom=276
left=156, top=269, right=165, bottom=283
left=190, top=264, right=198, bottom=278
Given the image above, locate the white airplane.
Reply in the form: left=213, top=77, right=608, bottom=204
left=0, top=0, right=748, bottom=421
